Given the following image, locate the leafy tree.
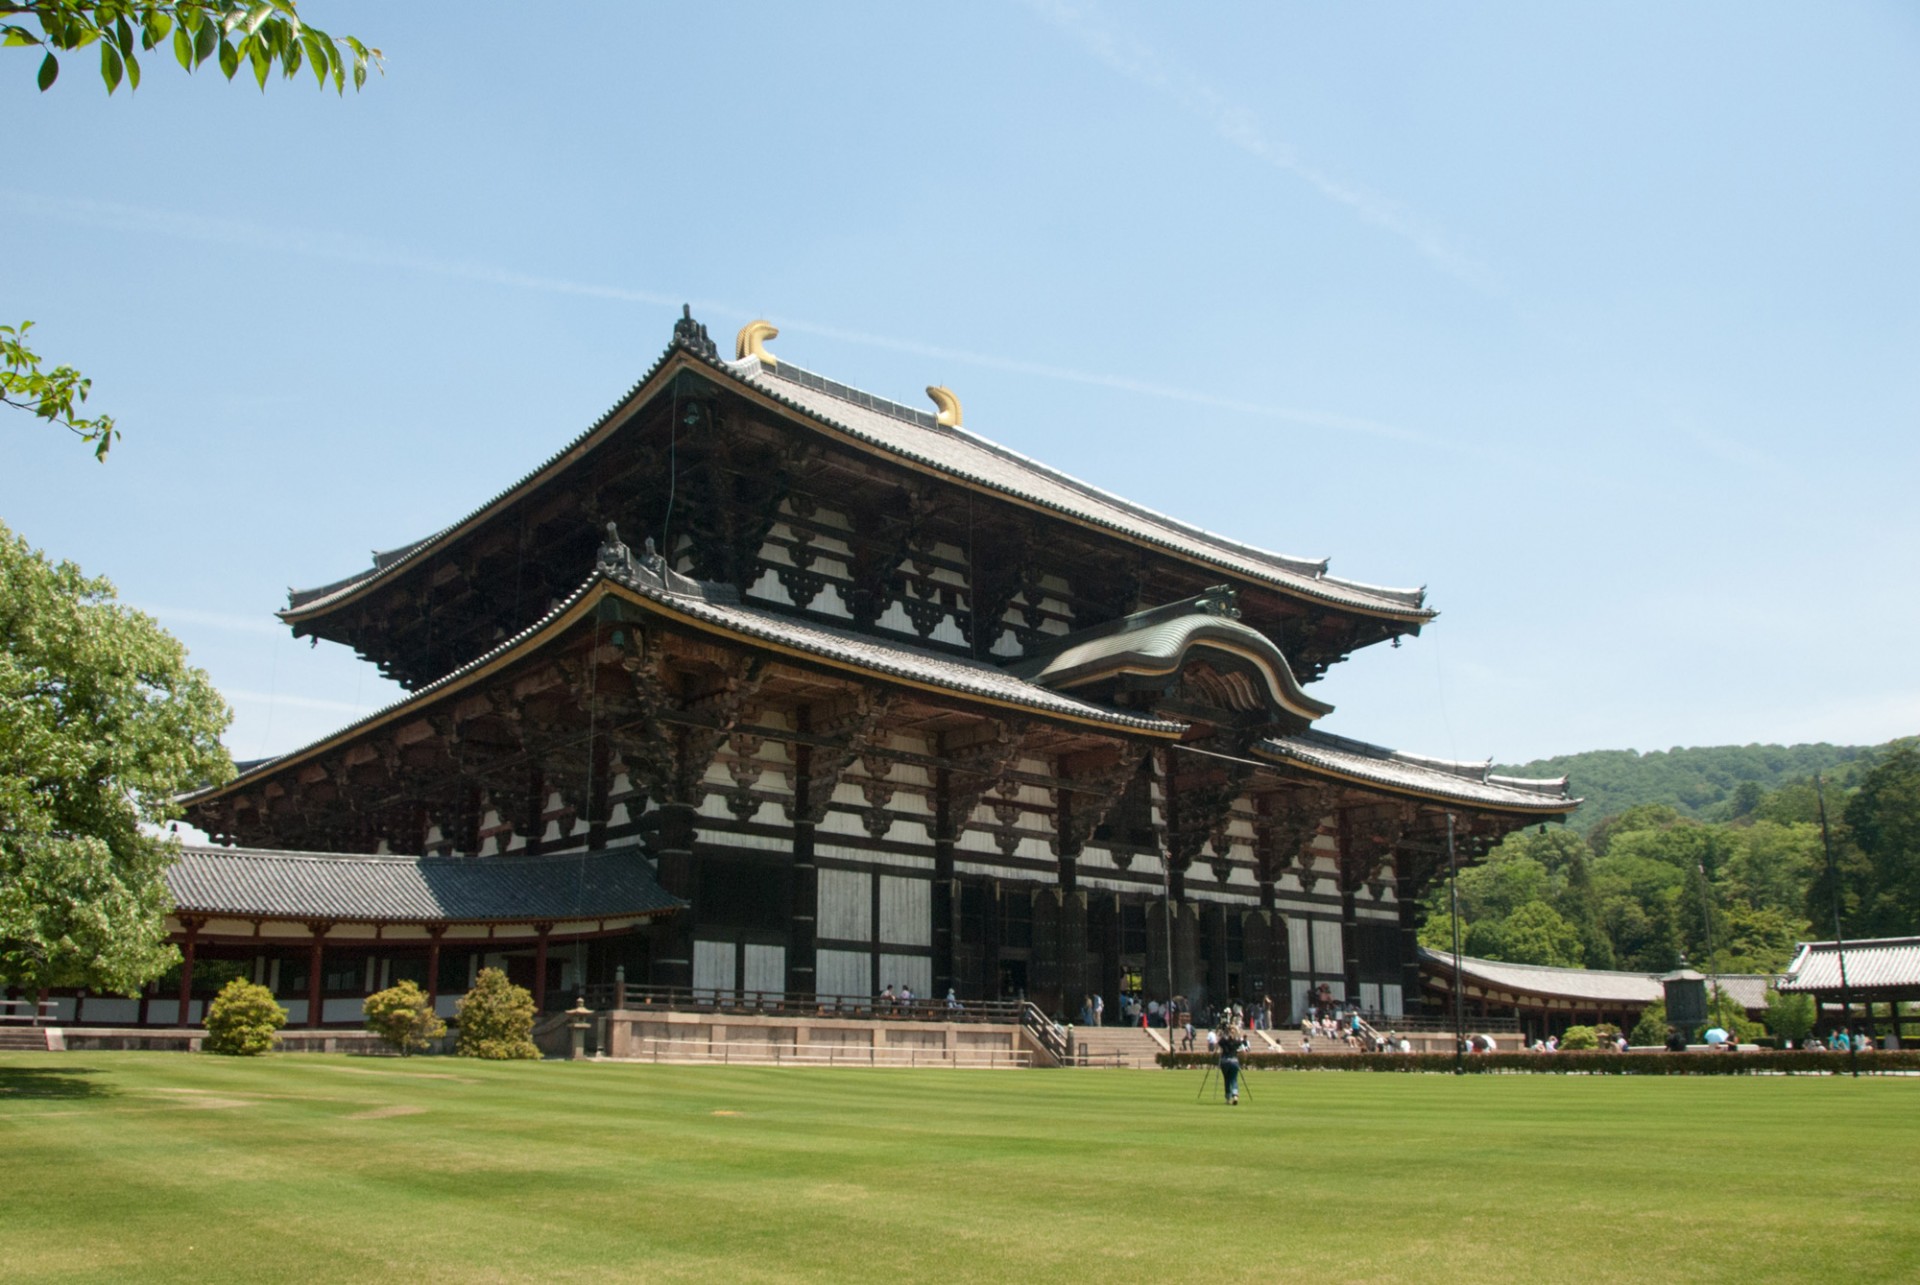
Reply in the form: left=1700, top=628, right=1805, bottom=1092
left=1839, top=741, right=1920, bottom=937
left=1705, top=988, right=1763, bottom=1042
left=364, top=980, right=447, bottom=1056
left=1629, top=999, right=1669, bottom=1048
left=3, top=2, right=378, bottom=458
left=1720, top=821, right=1820, bottom=919
left=454, top=968, right=540, bottom=1060
left=1498, top=744, right=1871, bottom=834
left=1481, top=901, right=1583, bottom=968
left=1558, top=1024, right=1597, bottom=1050
left=1763, top=988, right=1816, bottom=1046
left=204, top=977, right=285, bottom=1054
left=0, top=522, right=232, bottom=995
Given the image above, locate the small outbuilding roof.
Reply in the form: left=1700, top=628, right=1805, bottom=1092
left=1419, top=947, right=1771, bottom=1011
left=1778, top=937, right=1920, bottom=994
left=166, top=844, right=685, bottom=926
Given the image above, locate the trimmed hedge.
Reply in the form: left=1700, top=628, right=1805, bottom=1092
left=1156, top=1050, right=1920, bottom=1075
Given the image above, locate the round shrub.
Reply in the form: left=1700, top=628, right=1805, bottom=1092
left=364, top=980, right=447, bottom=1055
left=204, top=978, right=286, bottom=1056
left=454, top=967, right=540, bottom=1060
left=1559, top=1025, right=1598, bottom=1050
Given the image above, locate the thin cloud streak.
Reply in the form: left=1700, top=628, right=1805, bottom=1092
left=1018, top=0, right=1493, bottom=290
left=5, top=188, right=1451, bottom=451
left=132, top=605, right=284, bottom=636
left=222, top=689, right=369, bottom=714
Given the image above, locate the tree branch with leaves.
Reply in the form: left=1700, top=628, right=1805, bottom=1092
left=4, top=3, right=379, bottom=459
left=0, top=0, right=379, bottom=93
left=2, top=322, right=118, bottom=460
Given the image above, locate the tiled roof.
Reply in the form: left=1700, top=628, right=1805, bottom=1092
left=166, top=844, right=684, bottom=924
left=199, top=560, right=1184, bottom=806
left=740, top=357, right=1432, bottom=619
left=599, top=563, right=1185, bottom=734
left=1778, top=937, right=1920, bottom=993
left=285, top=333, right=1434, bottom=625
left=1257, top=730, right=1577, bottom=814
left=1420, top=948, right=1771, bottom=1010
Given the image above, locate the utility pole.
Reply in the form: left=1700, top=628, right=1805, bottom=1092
left=1815, top=775, right=1858, bottom=1079
left=1697, top=859, right=1722, bottom=1031
left=1447, top=812, right=1464, bottom=1074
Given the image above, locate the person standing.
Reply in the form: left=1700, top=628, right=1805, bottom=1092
left=1217, top=1024, right=1248, bottom=1105
left=1093, top=993, right=1104, bottom=1027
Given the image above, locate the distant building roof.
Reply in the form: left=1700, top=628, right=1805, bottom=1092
left=1778, top=937, right=1920, bottom=994
left=1419, top=947, right=1770, bottom=1011
left=166, top=844, right=684, bottom=925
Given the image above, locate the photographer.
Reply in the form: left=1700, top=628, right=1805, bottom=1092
left=1217, top=1023, right=1248, bottom=1106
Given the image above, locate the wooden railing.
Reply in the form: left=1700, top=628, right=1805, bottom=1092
left=1019, top=1002, right=1067, bottom=1066
left=575, top=983, right=1025, bottom=1025
left=0, top=999, right=57, bottom=1025
left=622, top=1036, right=1030, bottom=1068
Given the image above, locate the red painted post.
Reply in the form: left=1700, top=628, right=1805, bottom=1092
left=308, top=925, right=327, bottom=1029
left=426, top=928, right=444, bottom=1011
left=177, top=920, right=199, bottom=1026
left=533, top=925, right=552, bottom=1013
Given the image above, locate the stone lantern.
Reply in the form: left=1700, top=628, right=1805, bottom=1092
left=567, top=996, right=593, bottom=1061
left=1662, top=963, right=1708, bottom=1032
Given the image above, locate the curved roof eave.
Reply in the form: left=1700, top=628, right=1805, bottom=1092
left=1255, top=731, right=1580, bottom=815
left=1016, top=615, right=1334, bottom=723
left=199, top=568, right=1185, bottom=809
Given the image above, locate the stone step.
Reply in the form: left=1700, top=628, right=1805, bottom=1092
left=0, top=1028, right=52, bottom=1051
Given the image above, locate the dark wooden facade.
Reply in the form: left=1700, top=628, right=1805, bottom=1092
left=178, top=312, right=1576, bottom=1023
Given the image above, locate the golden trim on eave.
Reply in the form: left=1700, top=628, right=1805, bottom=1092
left=736, top=320, right=779, bottom=368
left=926, top=385, right=962, bottom=428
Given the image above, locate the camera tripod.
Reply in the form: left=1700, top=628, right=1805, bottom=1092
left=1195, top=1057, right=1253, bottom=1105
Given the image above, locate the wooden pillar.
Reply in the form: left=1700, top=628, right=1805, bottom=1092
left=1172, top=899, right=1201, bottom=1001
left=1058, top=888, right=1088, bottom=1021
left=930, top=765, right=955, bottom=1001
left=426, top=927, right=445, bottom=1009
left=533, top=925, right=552, bottom=1013
left=789, top=735, right=819, bottom=997
left=177, top=918, right=201, bottom=1026
left=307, top=923, right=329, bottom=1029
left=650, top=803, right=697, bottom=990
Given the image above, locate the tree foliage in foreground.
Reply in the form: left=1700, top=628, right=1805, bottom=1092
left=364, top=980, right=446, bottom=1056
left=204, top=977, right=285, bottom=1055
left=1, top=322, right=117, bottom=460
left=3, top=3, right=378, bottom=459
left=1, top=1, right=380, bottom=94
left=0, top=521, right=232, bottom=994
left=454, top=968, right=540, bottom=1060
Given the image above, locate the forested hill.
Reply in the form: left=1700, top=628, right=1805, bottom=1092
left=1495, top=743, right=1884, bottom=831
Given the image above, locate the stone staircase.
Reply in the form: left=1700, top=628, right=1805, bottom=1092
left=0, top=1027, right=53, bottom=1052
left=1063, top=1025, right=1167, bottom=1068
left=1257, top=1028, right=1356, bottom=1055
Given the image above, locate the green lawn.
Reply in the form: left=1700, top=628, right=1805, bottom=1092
left=2, top=1053, right=1915, bottom=1283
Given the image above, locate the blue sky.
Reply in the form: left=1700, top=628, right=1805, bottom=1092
left=3, top=2, right=1916, bottom=768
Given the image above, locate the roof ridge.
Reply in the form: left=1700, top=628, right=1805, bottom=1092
left=763, top=359, right=1352, bottom=589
